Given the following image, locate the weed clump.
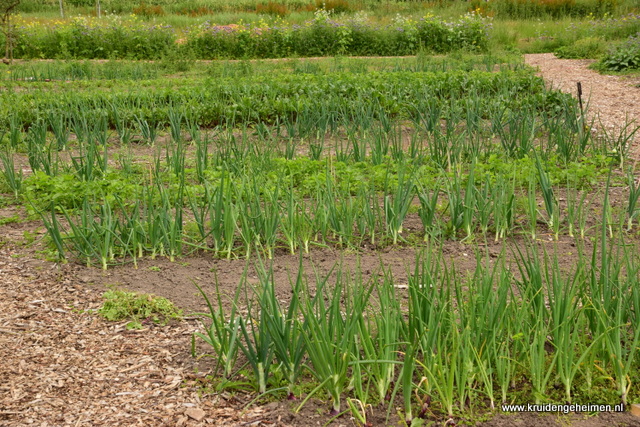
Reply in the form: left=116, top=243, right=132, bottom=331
left=98, top=290, right=182, bottom=329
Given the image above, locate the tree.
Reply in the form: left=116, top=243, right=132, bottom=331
left=0, top=0, right=20, bottom=64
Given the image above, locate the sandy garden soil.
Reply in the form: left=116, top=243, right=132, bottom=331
left=2, top=54, right=640, bottom=426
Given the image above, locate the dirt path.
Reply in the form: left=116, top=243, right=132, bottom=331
left=524, top=53, right=640, bottom=159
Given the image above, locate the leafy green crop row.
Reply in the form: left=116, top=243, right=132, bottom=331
left=0, top=69, right=563, bottom=129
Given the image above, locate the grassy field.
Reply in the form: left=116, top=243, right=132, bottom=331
left=1, top=1, right=640, bottom=425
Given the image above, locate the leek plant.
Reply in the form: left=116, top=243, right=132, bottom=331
left=280, top=184, right=299, bottom=255
left=491, top=331, right=517, bottom=406
left=405, top=249, right=451, bottom=420
left=109, top=102, right=131, bottom=145
left=186, top=110, right=201, bottom=145
left=565, top=183, right=577, bottom=238
left=370, top=125, right=390, bottom=165
left=38, top=206, right=66, bottom=262
left=71, top=112, right=90, bottom=145
left=597, top=119, right=639, bottom=170
left=58, top=198, right=124, bottom=270
left=399, top=342, right=418, bottom=424
left=587, top=189, right=640, bottom=405
left=69, top=132, right=108, bottom=181
left=526, top=316, right=557, bottom=405
left=515, top=245, right=555, bottom=403
left=420, top=328, right=457, bottom=418
left=498, top=109, right=536, bottom=159
left=545, top=254, right=600, bottom=403
left=195, top=133, right=210, bottom=184
left=357, top=183, right=383, bottom=246
left=323, top=178, right=359, bottom=246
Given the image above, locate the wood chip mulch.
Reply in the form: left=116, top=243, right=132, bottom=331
left=0, top=247, right=270, bottom=426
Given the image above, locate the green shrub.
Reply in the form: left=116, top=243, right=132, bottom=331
left=555, top=36, right=607, bottom=58
left=14, top=15, right=176, bottom=60
left=599, top=32, right=640, bottom=70
left=185, top=13, right=489, bottom=59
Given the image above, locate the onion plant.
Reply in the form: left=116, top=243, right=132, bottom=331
left=383, top=165, right=415, bottom=245
left=26, top=121, right=55, bottom=176
left=416, top=181, right=441, bottom=242
left=534, top=153, right=559, bottom=238
left=527, top=175, right=538, bottom=240
left=240, top=281, right=274, bottom=394
left=462, top=161, right=477, bottom=239
left=359, top=267, right=402, bottom=404
left=47, top=111, right=69, bottom=151
left=258, top=259, right=306, bottom=399
left=0, top=149, right=22, bottom=198
left=626, top=167, right=640, bottom=231
left=298, top=266, right=372, bottom=415
left=444, top=169, right=465, bottom=238
left=545, top=253, right=597, bottom=403
left=8, top=114, right=21, bottom=149
left=492, top=174, right=516, bottom=242
left=193, top=279, right=242, bottom=379
left=134, top=114, right=158, bottom=145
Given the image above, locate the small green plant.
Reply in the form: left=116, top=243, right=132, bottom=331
left=599, top=34, right=640, bottom=71
left=0, top=214, right=20, bottom=226
left=98, top=289, right=182, bottom=330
